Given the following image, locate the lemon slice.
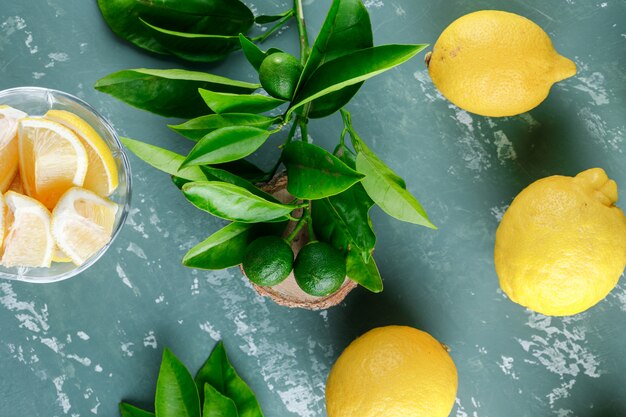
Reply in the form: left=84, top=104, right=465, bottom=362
left=18, top=118, right=88, bottom=209
left=1, top=191, right=54, bottom=268
left=51, top=187, right=118, bottom=266
left=7, top=174, right=24, bottom=194
left=45, top=110, right=118, bottom=197
left=0, top=193, right=5, bottom=250
left=0, top=105, right=28, bottom=120
left=0, top=118, right=19, bottom=192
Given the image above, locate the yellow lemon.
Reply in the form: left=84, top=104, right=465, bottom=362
left=495, top=168, right=626, bottom=316
left=45, top=110, right=118, bottom=196
left=427, top=10, right=576, bottom=117
left=326, top=326, right=458, bottom=417
left=51, top=187, right=118, bottom=266
left=1, top=191, right=54, bottom=268
left=18, top=118, right=88, bottom=209
left=0, top=106, right=27, bottom=192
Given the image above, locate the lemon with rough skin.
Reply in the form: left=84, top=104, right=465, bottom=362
left=427, top=10, right=576, bottom=117
left=294, top=241, right=345, bottom=296
left=259, top=52, right=303, bottom=100
left=242, top=235, right=293, bottom=286
left=495, top=168, right=626, bottom=316
left=326, top=326, right=458, bottom=417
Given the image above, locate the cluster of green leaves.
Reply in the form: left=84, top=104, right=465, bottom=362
left=97, top=0, right=293, bottom=62
left=95, top=0, right=433, bottom=295
left=121, top=342, right=263, bottom=417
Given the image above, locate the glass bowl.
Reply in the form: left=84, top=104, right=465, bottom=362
left=0, top=87, right=131, bottom=283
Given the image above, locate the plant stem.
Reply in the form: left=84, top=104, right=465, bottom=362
left=294, top=0, right=310, bottom=64
left=285, top=207, right=310, bottom=243
left=252, top=10, right=295, bottom=43
left=298, top=116, right=308, bottom=142
left=262, top=120, right=299, bottom=182
left=306, top=200, right=315, bottom=241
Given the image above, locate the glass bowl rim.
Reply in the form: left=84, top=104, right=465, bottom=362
left=0, top=86, right=132, bottom=284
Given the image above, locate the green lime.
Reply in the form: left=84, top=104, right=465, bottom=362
left=259, top=52, right=303, bottom=100
left=242, top=236, right=293, bottom=287
left=294, top=241, right=346, bottom=296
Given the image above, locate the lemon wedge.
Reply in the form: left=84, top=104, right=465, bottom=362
left=18, top=118, right=88, bottom=209
left=1, top=191, right=54, bottom=268
left=51, top=187, right=118, bottom=266
left=0, top=106, right=27, bottom=192
left=0, top=193, right=5, bottom=250
left=0, top=105, right=28, bottom=120
left=7, top=174, right=24, bottom=194
left=45, top=110, right=118, bottom=197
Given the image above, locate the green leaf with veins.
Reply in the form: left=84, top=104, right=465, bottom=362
left=181, top=126, right=271, bottom=167
left=203, top=383, right=239, bottom=417
left=290, top=44, right=428, bottom=118
left=346, top=249, right=383, bottom=293
left=297, top=0, right=373, bottom=118
left=196, top=342, right=264, bottom=417
left=121, top=137, right=206, bottom=181
left=120, top=403, right=155, bottom=417
left=155, top=349, right=201, bottom=417
left=282, top=141, right=364, bottom=199
left=199, top=90, right=285, bottom=114
left=170, top=113, right=276, bottom=142
left=139, top=19, right=241, bottom=63
left=97, top=0, right=253, bottom=55
left=95, top=69, right=258, bottom=118
left=182, top=181, right=300, bottom=223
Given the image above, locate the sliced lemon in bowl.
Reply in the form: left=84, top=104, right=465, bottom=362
left=18, top=118, right=88, bottom=209
left=0, top=118, right=19, bottom=193
left=0, top=105, right=28, bottom=120
left=0, top=106, right=27, bottom=192
left=1, top=191, right=54, bottom=268
left=51, top=187, right=118, bottom=266
left=45, top=110, right=118, bottom=197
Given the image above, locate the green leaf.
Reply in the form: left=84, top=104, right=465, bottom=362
left=199, top=90, right=285, bottom=114
left=203, top=384, right=239, bottom=417
left=290, top=44, right=428, bottom=118
left=200, top=166, right=278, bottom=202
left=183, top=222, right=255, bottom=269
left=346, top=249, right=383, bottom=293
left=121, top=137, right=206, bottom=181
left=120, top=402, right=155, bottom=417
left=140, top=19, right=241, bottom=63
left=155, top=348, right=201, bottom=417
left=239, top=34, right=267, bottom=70
left=355, top=149, right=435, bottom=229
left=282, top=141, right=364, bottom=199
left=254, top=10, right=292, bottom=24
left=95, top=69, right=258, bottom=118
left=298, top=0, right=373, bottom=118
left=196, top=342, right=264, bottom=417
left=170, top=113, right=276, bottom=142
left=182, top=181, right=300, bottom=223
left=97, top=0, right=253, bottom=56
left=311, top=188, right=375, bottom=254
left=181, top=126, right=271, bottom=167
left=212, top=160, right=266, bottom=182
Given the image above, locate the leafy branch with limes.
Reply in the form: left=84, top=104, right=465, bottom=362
left=95, top=0, right=433, bottom=302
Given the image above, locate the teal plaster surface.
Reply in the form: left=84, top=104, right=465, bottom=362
left=0, top=1, right=625, bottom=416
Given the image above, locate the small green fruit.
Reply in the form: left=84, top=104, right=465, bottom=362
left=259, top=52, right=303, bottom=100
left=242, top=236, right=293, bottom=287
left=294, top=241, right=346, bottom=297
